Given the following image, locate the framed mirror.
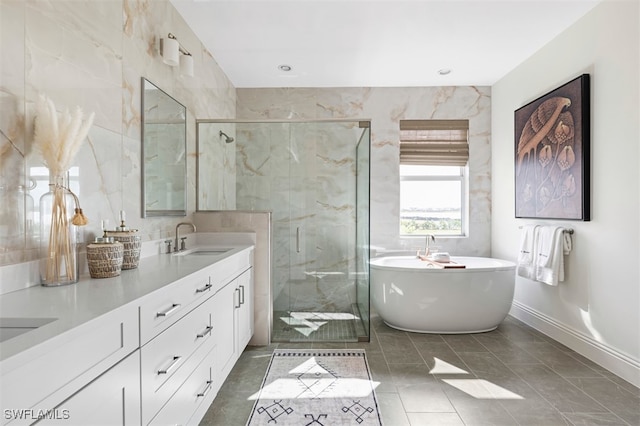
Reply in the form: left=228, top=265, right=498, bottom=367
left=141, top=78, right=187, bottom=217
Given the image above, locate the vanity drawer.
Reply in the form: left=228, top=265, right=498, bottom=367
left=37, top=351, right=141, bottom=426
left=149, top=344, right=217, bottom=426
left=139, top=268, right=213, bottom=345
left=141, top=294, right=216, bottom=424
left=0, top=305, right=138, bottom=424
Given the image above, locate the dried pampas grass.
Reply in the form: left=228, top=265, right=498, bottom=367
left=34, top=94, right=94, bottom=285
left=33, top=94, right=95, bottom=176
left=32, top=94, right=94, bottom=229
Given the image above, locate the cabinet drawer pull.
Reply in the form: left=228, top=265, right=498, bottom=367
left=197, top=325, right=213, bottom=338
left=240, top=285, right=245, bottom=305
left=157, top=356, right=182, bottom=375
left=235, top=288, right=241, bottom=309
left=196, top=283, right=212, bottom=293
left=156, top=303, right=181, bottom=318
left=197, top=380, right=213, bottom=398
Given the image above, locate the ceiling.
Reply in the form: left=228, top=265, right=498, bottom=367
left=169, top=0, right=601, bottom=88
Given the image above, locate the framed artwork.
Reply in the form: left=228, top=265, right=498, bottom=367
left=514, top=74, right=590, bottom=220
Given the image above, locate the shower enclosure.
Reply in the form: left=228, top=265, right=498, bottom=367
left=196, top=120, right=370, bottom=342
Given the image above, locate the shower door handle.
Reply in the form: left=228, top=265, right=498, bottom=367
left=296, top=227, right=300, bottom=253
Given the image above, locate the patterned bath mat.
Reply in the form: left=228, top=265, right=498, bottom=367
left=246, top=349, right=383, bottom=425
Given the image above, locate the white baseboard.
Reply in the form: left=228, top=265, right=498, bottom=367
left=510, top=301, right=640, bottom=388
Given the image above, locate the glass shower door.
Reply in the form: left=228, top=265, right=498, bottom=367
left=281, top=121, right=367, bottom=342
left=205, top=119, right=370, bottom=343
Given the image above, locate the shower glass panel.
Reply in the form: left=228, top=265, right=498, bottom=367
left=355, top=126, right=371, bottom=340
left=196, top=119, right=370, bottom=343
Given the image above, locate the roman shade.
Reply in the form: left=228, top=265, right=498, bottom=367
left=399, top=119, right=469, bottom=166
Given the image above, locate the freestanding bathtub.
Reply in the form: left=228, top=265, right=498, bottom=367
left=370, top=256, right=516, bottom=334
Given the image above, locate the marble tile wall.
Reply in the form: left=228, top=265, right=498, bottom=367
left=232, top=121, right=364, bottom=313
left=0, top=0, right=236, bottom=267
left=237, top=87, right=492, bottom=256
left=196, top=122, right=236, bottom=210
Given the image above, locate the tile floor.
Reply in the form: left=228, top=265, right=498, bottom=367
left=200, top=314, right=640, bottom=425
left=271, top=310, right=360, bottom=342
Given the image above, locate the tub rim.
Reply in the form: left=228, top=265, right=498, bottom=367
left=369, top=255, right=516, bottom=272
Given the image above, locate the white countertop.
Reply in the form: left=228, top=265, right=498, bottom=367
left=0, top=233, right=255, bottom=364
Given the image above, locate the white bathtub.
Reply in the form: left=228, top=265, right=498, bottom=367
left=370, top=256, right=516, bottom=334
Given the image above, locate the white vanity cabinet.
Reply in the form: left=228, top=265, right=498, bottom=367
left=211, top=278, right=238, bottom=382
left=0, top=244, right=254, bottom=426
left=139, top=268, right=214, bottom=346
left=141, top=290, right=218, bottom=424
left=212, top=267, right=253, bottom=384
left=0, top=305, right=139, bottom=426
left=142, top=254, right=254, bottom=425
left=37, top=351, right=141, bottom=425
left=148, top=344, right=216, bottom=425
left=236, top=268, right=254, bottom=353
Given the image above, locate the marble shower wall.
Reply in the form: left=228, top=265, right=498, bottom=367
left=196, top=122, right=236, bottom=210
left=0, top=0, right=236, bottom=266
left=233, top=121, right=364, bottom=313
left=237, top=87, right=492, bottom=256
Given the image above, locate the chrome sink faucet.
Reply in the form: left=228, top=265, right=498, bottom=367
left=175, top=222, right=196, bottom=252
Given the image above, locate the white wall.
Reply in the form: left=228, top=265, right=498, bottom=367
left=492, top=0, right=639, bottom=386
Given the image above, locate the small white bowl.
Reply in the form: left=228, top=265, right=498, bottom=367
left=430, top=252, right=451, bottom=263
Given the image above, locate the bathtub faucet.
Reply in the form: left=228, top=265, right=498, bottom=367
left=425, top=234, right=435, bottom=256
left=417, top=234, right=436, bottom=258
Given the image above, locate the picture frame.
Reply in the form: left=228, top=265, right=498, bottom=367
left=514, top=74, right=590, bottom=220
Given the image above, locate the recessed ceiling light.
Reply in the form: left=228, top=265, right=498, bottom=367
left=438, top=68, right=452, bottom=75
left=278, top=64, right=292, bottom=72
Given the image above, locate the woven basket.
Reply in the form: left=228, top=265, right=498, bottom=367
left=105, top=230, right=141, bottom=270
left=87, top=241, right=124, bottom=278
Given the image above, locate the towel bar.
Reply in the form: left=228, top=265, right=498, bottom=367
left=518, top=226, right=574, bottom=235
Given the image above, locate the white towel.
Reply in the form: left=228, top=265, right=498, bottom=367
left=516, top=225, right=538, bottom=280
left=535, top=226, right=565, bottom=286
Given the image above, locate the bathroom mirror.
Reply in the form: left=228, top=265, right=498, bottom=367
left=141, top=78, right=187, bottom=217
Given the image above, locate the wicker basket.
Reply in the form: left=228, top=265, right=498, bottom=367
left=105, top=230, right=141, bottom=270
left=87, top=240, right=124, bottom=279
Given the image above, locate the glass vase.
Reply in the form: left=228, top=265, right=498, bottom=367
left=39, top=173, right=79, bottom=286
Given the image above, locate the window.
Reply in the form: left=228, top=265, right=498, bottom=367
left=399, top=120, right=468, bottom=237
left=400, top=165, right=465, bottom=236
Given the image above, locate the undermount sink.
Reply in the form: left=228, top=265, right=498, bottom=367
left=172, top=247, right=233, bottom=257
left=0, top=317, right=57, bottom=342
